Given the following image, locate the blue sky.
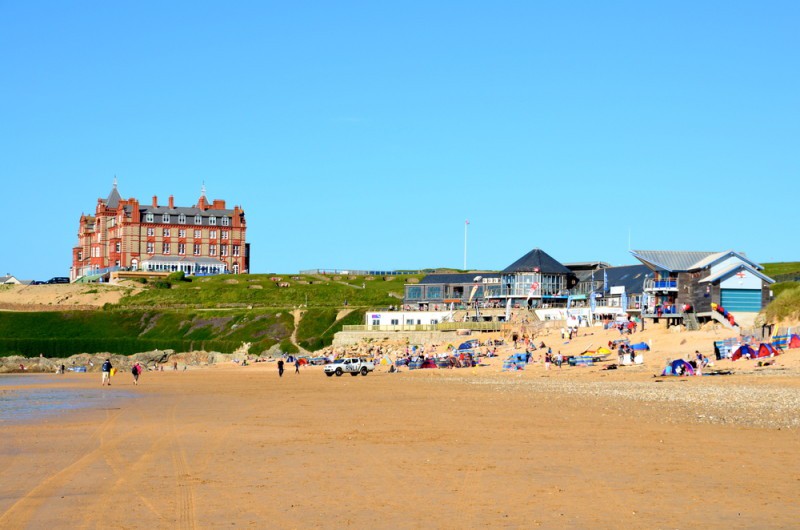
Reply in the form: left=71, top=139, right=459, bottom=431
left=1, top=1, right=798, bottom=279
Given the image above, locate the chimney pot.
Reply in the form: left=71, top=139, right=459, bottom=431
left=152, top=195, right=158, bottom=208
left=168, top=195, right=174, bottom=209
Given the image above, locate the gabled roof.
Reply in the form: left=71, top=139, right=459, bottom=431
left=699, top=263, right=775, bottom=285
left=630, top=250, right=718, bottom=272
left=419, top=273, right=500, bottom=285
left=503, top=248, right=571, bottom=274
left=690, top=250, right=762, bottom=271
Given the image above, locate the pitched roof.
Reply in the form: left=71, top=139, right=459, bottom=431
left=105, top=185, right=121, bottom=209
left=503, top=248, right=571, bottom=274
left=699, top=263, right=775, bottom=285
left=690, top=250, right=761, bottom=271
left=630, top=250, right=718, bottom=272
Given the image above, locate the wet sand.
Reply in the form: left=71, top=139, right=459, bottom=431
left=1, top=363, right=798, bottom=529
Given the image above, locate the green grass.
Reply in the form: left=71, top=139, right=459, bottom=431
left=762, top=262, right=800, bottom=279
left=0, top=309, right=294, bottom=357
left=771, top=282, right=800, bottom=298
left=117, top=273, right=421, bottom=309
left=296, top=308, right=366, bottom=351
left=765, top=284, right=800, bottom=322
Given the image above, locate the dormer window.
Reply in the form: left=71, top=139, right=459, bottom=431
left=221, top=217, right=230, bottom=226
left=145, top=213, right=154, bottom=222
left=178, top=213, right=186, bottom=224
left=162, top=213, right=170, bottom=223
left=194, top=215, right=202, bottom=225
left=209, top=216, right=217, bottom=225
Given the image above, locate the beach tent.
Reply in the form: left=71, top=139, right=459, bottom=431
left=756, top=343, right=780, bottom=358
left=661, top=359, right=695, bottom=376
left=790, top=334, right=800, bottom=349
left=502, top=359, right=525, bottom=371
left=630, top=342, right=650, bottom=351
left=596, top=347, right=611, bottom=355
left=420, top=358, right=438, bottom=369
left=379, top=357, right=392, bottom=366
left=731, top=344, right=756, bottom=361
left=458, top=340, right=479, bottom=351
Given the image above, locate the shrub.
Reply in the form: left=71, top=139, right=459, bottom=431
left=153, top=280, right=172, bottom=290
left=167, top=271, right=190, bottom=282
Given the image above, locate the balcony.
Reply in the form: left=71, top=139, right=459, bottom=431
left=643, top=278, right=678, bottom=291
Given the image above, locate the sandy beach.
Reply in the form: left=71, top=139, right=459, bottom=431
left=2, top=327, right=799, bottom=529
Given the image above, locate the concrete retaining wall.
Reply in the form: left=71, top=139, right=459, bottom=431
left=333, top=330, right=481, bottom=347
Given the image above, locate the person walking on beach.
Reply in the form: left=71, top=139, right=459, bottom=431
left=295, top=358, right=300, bottom=374
left=544, top=351, right=551, bottom=371
left=101, top=358, right=113, bottom=386
left=132, top=362, right=142, bottom=385
left=277, top=359, right=285, bottom=377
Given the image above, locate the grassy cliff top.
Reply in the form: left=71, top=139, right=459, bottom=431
left=117, top=273, right=423, bottom=309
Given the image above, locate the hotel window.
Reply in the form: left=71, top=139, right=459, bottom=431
left=232, top=245, right=240, bottom=257
left=194, top=215, right=202, bottom=225
left=115, top=242, right=120, bottom=253
left=162, top=213, right=170, bottom=223
left=146, top=242, right=154, bottom=254
left=178, top=214, right=186, bottom=224
left=209, top=216, right=217, bottom=225
left=178, top=243, right=186, bottom=255
left=178, top=229, right=186, bottom=238
left=77, top=251, right=82, bottom=261
left=221, top=244, right=228, bottom=256
left=162, top=242, right=170, bottom=254
left=194, top=229, right=201, bottom=238
left=209, top=244, right=217, bottom=256
left=221, top=217, right=229, bottom=226
left=145, top=213, right=154, bottom=222
left=391, top=319, right=399, bottom=325
left=193, top=243, right=201, bottom=256
left=163, top=228, right=170, bottom=237
left=209, top=230, right=217, bottom=239
left=221, top=230, right=229, bottom=240
left=146, top=228, right=154, bottom=237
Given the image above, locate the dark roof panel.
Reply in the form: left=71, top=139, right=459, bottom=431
left=502, top=248, right=571, bottom=274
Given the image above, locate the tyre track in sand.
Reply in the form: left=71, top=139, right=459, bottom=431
left=0, top=409, right=124, bottom=528
left=171, top=403, right=197, bottom=530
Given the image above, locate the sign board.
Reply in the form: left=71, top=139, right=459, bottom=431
left=610, top=286, right=625, bottom=295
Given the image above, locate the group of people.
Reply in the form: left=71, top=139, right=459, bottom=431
left=98, top=359, right=144, bottom=386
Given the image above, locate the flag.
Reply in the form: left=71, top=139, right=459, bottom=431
left=603, top=269, right=608, bottom=292
left=468, top=284, right=479, bottom=304
left=505, top=297, right=512, bottom=321
left=590, top=292, right=596, bottom=313
left=621, top=290, right=628, bottom=312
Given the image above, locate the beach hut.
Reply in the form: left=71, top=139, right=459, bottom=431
left=731, top=344, right=756, bottom=361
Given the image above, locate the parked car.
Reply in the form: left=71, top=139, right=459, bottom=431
left=47, top=277, right=70, bottom=284
left=323, top=358, right=375, bottom=377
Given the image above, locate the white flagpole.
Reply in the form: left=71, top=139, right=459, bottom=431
left=464, top=219, right=469, bottom=270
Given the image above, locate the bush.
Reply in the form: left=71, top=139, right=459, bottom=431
left=153, top=280, right=172, bottom=290
left=136, top=277, right=148, bottom=284
left=167, top=271, right=190, bottom=282
left=279, top=339, right=298, bottom=354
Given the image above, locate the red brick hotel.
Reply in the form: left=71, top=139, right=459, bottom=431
left=71, top=181, right=248, bottom=281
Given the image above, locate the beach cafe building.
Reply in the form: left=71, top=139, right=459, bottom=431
left=403, top=273, right=501, bottom=309
left=484, top=248, right=577, bottom=308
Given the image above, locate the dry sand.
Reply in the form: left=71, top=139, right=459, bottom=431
left=0, top=283, right=137, bottom=310
left=1, top=329, right=799, bottom=529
